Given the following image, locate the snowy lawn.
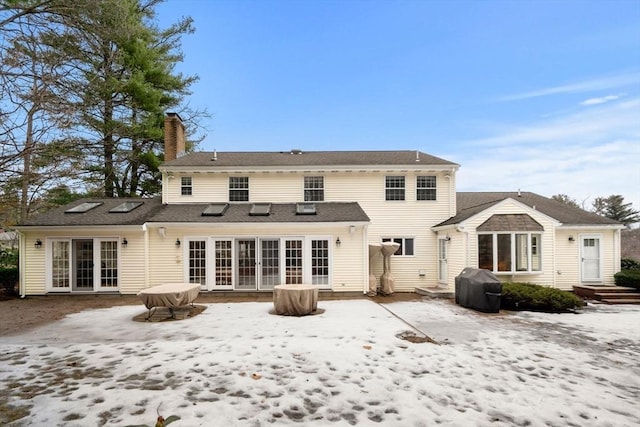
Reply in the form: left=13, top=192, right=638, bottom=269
left=1, top=298, right=639, bottom=427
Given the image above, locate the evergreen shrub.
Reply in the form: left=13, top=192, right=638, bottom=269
left=501, top=282, right=584, bottom=312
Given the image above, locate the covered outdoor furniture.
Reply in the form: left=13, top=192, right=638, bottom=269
left=273, top=284, right=319, bottom=316
left=137, top=283, right=200, bottom=319
left=455, top=268, right=502, bottom=313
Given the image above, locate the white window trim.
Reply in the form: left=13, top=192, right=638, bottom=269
left=384, top=176, right=406, bottom=201
left=381, top=237, right=415, bottom=257
left=477, top=232, right=542, bottom=274
left=229, top=176, right=250, bottom=202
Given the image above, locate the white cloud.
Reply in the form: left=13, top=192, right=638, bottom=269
left=580, top=94, right=620, bottom=106
left=499, top=71, right=640, bottom=102
left=455, top=97, right=640, bottom=210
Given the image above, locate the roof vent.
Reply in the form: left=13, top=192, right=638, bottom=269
left=415, top=150, right=420, bottom=162
left=290, top=148, right=302, bottom=155
left=211, top=149, right=218, bottom=161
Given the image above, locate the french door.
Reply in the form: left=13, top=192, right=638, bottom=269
left=189, top=236, right=331, bottom=291
left=48, top=238, right=119, bottom=292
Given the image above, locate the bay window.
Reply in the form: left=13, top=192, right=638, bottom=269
left=478, top=233, right=541, bottom=273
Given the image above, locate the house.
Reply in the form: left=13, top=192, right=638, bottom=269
left=14, top=113, right=623, bottom=296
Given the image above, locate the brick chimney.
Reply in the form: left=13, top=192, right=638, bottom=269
left=164, top=112, right=185, bottom=161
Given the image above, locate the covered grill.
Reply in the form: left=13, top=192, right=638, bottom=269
left=455, top=268, right=502, bottom=313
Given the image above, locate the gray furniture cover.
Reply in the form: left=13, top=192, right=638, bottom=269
left=455, top=268, right=502, bottom=313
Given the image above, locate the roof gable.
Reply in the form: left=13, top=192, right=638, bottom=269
left=436, top=192, right=621, bottom=228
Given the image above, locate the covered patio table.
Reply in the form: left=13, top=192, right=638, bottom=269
left=137, top=283, right=200, bottom=319
left=273, top=284, right=319, bottom=316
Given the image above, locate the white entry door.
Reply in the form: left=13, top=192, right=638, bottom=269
left=580, top=236, right=601, bottom=282
left=438, top=238, right=448, bottom=283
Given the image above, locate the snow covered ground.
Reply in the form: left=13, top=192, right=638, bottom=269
left=1, top=298, right=639, bottom=426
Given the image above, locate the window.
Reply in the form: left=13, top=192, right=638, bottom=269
left=385, top=176, right=405, bottom=201
left=296, top=203, right=316, bottom=215
left=304, top=176, right=324, bottom=201
left=311, top=239, right=329, bottom=285
left=66, top=202, right=102, bottom=213
left=109, top=201, right=143, bottom=213
left=382, top=237, right=414, bottom=256
left=417, top=176, right=436, bottom=201
left=181, top=177, right=192, bottom=196
left=189, top=240, right=207, bottom=285
left=100, top=241, right=118, bottom=287
left=478, top=233, right=542, bottom=273
left=229, top=176, right=249, bottom=202
left=285, top=239, right=303, bottom=284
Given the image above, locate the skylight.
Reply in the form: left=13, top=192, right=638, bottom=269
left=250, top=203, right=271, bottom=216
left=202, top=203, right=229, bottom=216
left=109, top=201, right=143, bottom=213
left=296, top=202, right=316, bottom=215
left=65, top=202, right=103, bottom=213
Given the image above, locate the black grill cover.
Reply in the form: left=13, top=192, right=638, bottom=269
left=455, top=268, right=502, bottom=313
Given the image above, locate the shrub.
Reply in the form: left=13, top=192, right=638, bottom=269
left=0, top=267, right=18, bottom=296
left=614, top=269, right=640, bottom=290
left=0, top=248, right=18, bottom=268
left=621, top=257, right=640, bottom=270
left=501, top=282, right=584, bottom=312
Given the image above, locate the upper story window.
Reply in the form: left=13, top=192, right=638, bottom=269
left=385, top=176, right=405, bottom=201
left=181, top=177, right=192, bottom=196
left=304, top=176, right=324, bottom=201
left=229, top=176, right=249, bottom=202
left=478, top=233, right=542, bottom=273
left=382, top=237, right=414, bottom=256
left=417, top=176, right=436, bottom=201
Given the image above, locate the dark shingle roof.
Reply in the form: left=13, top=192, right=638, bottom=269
left=477, top=214, right=544, bottom=231
left=163, top=150, right=458, bottom=168
left=19, top=199, right=369, bottom=227
left=149, top=202, right=369, bottom=224
left=19, top=198, right=165, bottom=227
left=436, top=192, right=622, bottom=227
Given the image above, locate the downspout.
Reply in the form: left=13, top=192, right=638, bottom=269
left=143, top=224, right=149, bottom=288
left=362, top=224, right=369, bottom=294
left=17, top=230, right=26, bottom=298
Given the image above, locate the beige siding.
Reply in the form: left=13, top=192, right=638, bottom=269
left=160, top=170, right=456, bottom=293
left=146, top=223, right=366, bottom=293
left=456, top=200, right=558, bottom=288
left=21, top=228, right=140, bottom=295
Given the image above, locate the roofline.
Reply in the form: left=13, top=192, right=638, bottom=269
left=14, top=225, right=144, bottom=231
left=557, top=224, right=625, bottom=230
left=145, top=221, right=371, bottom=228
left=159, top=165, right=460, bottom=174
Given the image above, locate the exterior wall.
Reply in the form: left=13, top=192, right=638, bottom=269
left=19, top=227, right=141, bottom=295
left=454, top=200, right=558, bottom=289
left=162, top=170, right=456, bottom=292
left=555, top=228, right=620, bottom=289
left=146, top=223, right=366, bottom=293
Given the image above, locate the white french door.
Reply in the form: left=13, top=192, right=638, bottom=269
left=187, top=236, right=332, bottom=291
left=47, top=238, right=119, bottom=292
left=580, top=235, right=602, bottom=282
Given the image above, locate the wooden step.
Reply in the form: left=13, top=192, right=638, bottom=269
left=573, top=285, right=637, bottom=299
left=594, top=292, right=640, bottom=299
left=600, top=298, right=640, bottom=305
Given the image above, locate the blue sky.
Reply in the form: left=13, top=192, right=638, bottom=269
left=156, top=0, right=640, bottom=210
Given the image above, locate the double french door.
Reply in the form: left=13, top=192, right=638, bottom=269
left=187, top=237, right=330, bottom=291
left=48, top=238, right=119, bottom=292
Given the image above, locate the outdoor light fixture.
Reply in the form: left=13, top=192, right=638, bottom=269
left=349, top=225, right=356, bottom=234
left=175, top=238, right=181, bottom=248
left=445, top=235, right=451, bottom=241
left=335, top=237, right=341, bottom=247
left=568, top=235, right=575, bottom=242
left=121, top=238, right=128, bottom=247
left=34, top=239, right=42, bottom=249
